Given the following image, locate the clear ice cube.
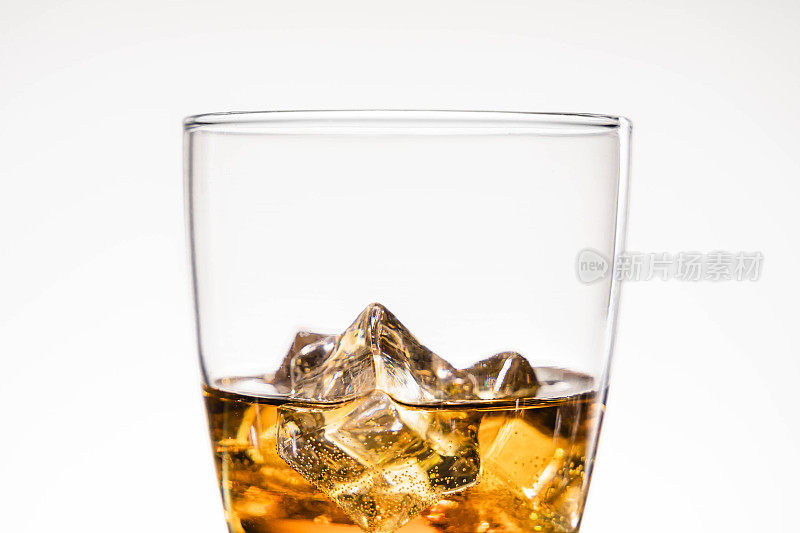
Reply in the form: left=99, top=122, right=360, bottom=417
left=271, top=331, right=335, bottom=394
left=283, top=303, right=475, bottom=404
left=277, top=390, right=480, bottom=532
left=273, top=303, right=541, bottom=532
left=469, top=407, right=591, bottom=532
left=466, top=351, right=539, bottom=400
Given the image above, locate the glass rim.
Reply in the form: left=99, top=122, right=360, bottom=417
left=183, top=109, right=631, bottom=135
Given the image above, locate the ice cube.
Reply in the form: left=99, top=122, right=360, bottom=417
left=471, top=404, right=595, bottom=532
left=283, top=303, right=475, bottom=404
left=466, top=351, right=539, bottom=400
left=271, top=331, right=336, bottom=394
left=277, top=390, right=480, bottom=532
left=271, top=303, right=546, bottom=532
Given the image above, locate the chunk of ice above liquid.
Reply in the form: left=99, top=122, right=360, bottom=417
left=274, top=303, right=541, bottom=532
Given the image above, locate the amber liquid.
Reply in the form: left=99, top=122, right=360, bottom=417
left=204, top=370, right=603, bottom=533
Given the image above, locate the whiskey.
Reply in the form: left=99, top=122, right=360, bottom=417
left=204, top=369, right=603, bottom=533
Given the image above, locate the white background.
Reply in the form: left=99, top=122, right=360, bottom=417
left=1, top=1, right=798, bottom=532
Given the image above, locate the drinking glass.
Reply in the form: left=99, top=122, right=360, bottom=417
left=184, top=110, right=631, bottom=533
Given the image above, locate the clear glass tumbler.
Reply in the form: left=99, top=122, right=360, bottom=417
left=184, top=110, right=631, bottom=533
